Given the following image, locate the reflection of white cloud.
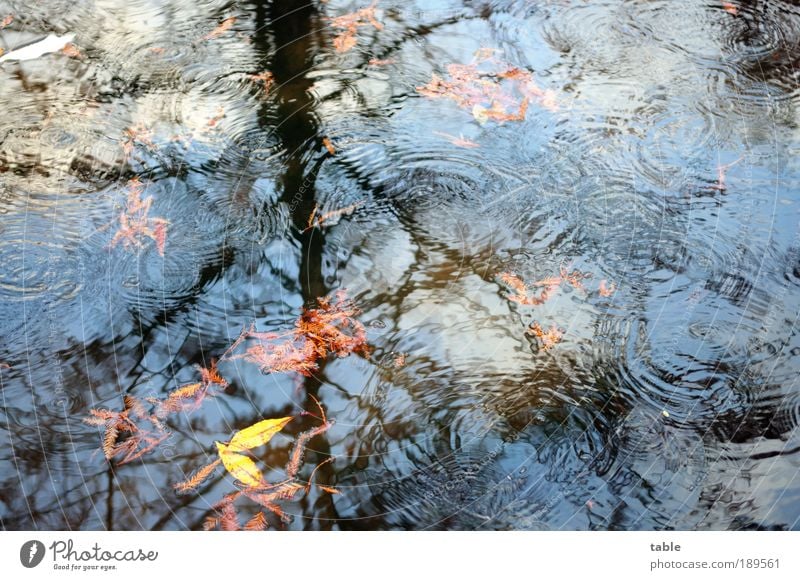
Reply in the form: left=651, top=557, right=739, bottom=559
left=0, top=33, right=74, bottom=63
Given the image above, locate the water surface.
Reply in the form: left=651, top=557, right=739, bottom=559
left=1, top=0, right=800, bottom=530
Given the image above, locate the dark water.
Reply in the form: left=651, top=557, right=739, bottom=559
left=2, top=0, right=800, bottom=531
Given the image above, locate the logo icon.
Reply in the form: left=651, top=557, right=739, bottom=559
left=20, top=540, right=45, bottom=568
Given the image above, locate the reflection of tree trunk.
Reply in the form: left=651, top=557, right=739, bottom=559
left=254, top=0, right=339, bottom=529
left=255, top=0, right=326, bottom=300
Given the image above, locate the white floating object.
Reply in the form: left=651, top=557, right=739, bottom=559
left=0, top=33, right=75, bottom=63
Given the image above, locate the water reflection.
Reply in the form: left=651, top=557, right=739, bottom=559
left=1, top=0, right=800, bottom=530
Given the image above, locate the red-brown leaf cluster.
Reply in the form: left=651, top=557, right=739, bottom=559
left=305, top=201, right=363, bottom=231
left=203, top=17, right=236, bottom=41
left=223, top=290, right=370, bottom=376
left=151, top=360, right=227, bottom=417
left=88, top=293, right=366, bottom=528
left=527, top=321, right=563, bottom=351
left=84, top=395, right=169, bottom=465
left=84, top=362, right=227, bottom=464
left=201, top=414, right=335, bottom=530
left=248, top=71, right=274, bottom=96
left=417, top=51, right=558, bottom=123
left=710, top=156, right=742, bottom=191
left=61, top=43, right=83, bottom=58
left=598, top=279, right=616, bottom=297
left=434, top=131, right=480, bottom=149
left=722, top=2, right=739, bottom=15
left=108, top=178, right=169, bottom=256
left=499, top=266, right=617, bottom=351
left=499, top=265, right=592, bottom=306
left=122, top=124, right=155, bottom=159
left=329, top=2, right=382, bottom=53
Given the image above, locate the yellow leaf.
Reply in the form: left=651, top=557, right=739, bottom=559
left=229, top=416, right=293, bottom=452
left=216, top=442, right=263, bottom=487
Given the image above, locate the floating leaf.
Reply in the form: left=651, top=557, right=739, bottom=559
left=304, top=201, right=363, bottom=231
left=121, top=124, right=155, bottom=158
left=215, top=416, right=292, bottom=487
left=219, top=502, right=240, bottom=530
left=286, top=422, right=333, bottom=478
left=368, top=57, right=395, bottom=66
left=433, top=131, right=479, bottom=149
left=174, top=459, right=222, bottom=493
left=61, top=43, right=83, bottom=58
left=152, top=221, right=167, bottom=256
left=333, top=34, right=357, bottom=53
left=87, top=364, right=232, bottom=465
left=229, top=416, right=293, bottom=452
left=216, top=442, right=263, bottom=487
left=498, top=272, right=551, bottom=306
left=710, top=156, right=742, bottom=191
left=108, top=178, right=170, bottom=257
left=207, top=106, right=225, bottom=127
left=329, top=2, right=382, bottom=53
left=248, top=71, right=274, bottom=96
left=221, top=290, right=370, bottom=377
left=598, top=279, right=616, bottom=297
left=203, top=17, right=236, bottom=41
left=722, top=2, right=738, bottom=15
left=244, top=512, right=268, bottom=531
left=417, top=52, right=557, bottom=123
left=527, top=322, right=563, bottom=351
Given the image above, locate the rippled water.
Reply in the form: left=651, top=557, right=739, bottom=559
left=2, top=0, right=800, bottom=530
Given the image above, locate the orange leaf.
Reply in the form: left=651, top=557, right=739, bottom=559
left=598, top=279, right=616, bottom=297
left=248, top=71, right=274, bottom=95
left=329, top=2, right=382, bottom=53
left=333, top=32, right=357, bottom=53
left=527, top=322, right=563, bottom=351
left=244, top=511, right=268, bottom=530
left=174, top=459, right=221, bottom=493
left=203, top=17, right=236, bottom=41
left=322, top=137, right=336, bottom=155
left=368, top=57, right=395, bottom=66
left=61, top=43, right=82, bottom=58
left=207, top=106, right=225, bottom=127
left=433, top=131, right=479, bottom=149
